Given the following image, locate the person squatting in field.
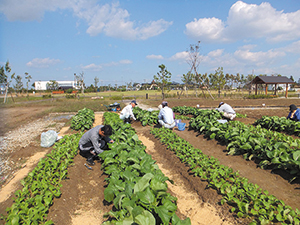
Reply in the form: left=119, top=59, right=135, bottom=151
left=287, top=104, right=300, bottom=121
left=158, top=101, right=175, bottom=129
left=78, top=125, right=114, bottom=166
left=215, top=102, right=236, bottom=121
left=119, top=100, right=137, bottom=123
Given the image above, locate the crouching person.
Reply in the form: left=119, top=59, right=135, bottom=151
left=158, top=101, right=175, bottom=129
left=216, top=102, right=236, bottom=121
left=119, top=100, right=137, bottom=123
left=78, top=125, right=114, bottom=166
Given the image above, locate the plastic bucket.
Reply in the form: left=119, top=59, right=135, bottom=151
left=175, top=119, right=181, bottom=127
left=177, top=123, right=186, bottom=131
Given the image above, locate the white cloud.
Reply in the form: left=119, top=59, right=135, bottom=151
left=26, top=58, right=61, bottom=68
left=81, top=63, right=102, bottom=71
left=119, top=59, right=132, bottom=64
left=82, top=3, right=172, bottom=40
left=81, top=59, right=132, bottom=71
left=207, top=49, right=224, bottom=57
left=146, top=54, right=164, bottom=60
left=0, top=0, right=70, bottom=21
left=169, top=51, right=189, bottom=61
left=185, top=1, right=300, bottom=43
left=282, top=40, right=300, bottom=54
left=234, top=49, right=285, bottom=65
left=0, top=0, right=172, bottom=40
left=185, top=17, right=226, bottom=42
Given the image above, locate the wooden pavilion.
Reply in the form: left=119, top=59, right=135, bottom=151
left=250, top=76, right=295, bottom=98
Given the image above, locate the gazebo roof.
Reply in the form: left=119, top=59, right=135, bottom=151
left=251, top=76, right=294, bottom=84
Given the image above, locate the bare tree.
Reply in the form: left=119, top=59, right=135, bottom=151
left=75, top=72, right=85, bottom=94
left=186, top=41, right=214, bottom=99
left=94, top=76, right=99, bottom=89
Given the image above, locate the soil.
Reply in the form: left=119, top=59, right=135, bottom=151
left=1, top=98, right=300, bottom=224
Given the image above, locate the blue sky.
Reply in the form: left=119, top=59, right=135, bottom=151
left=1, top=0, right=300, bottom=87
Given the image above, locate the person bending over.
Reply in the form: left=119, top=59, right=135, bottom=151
left=78, top=125, right=114, bottom=166
left=215, top=102, right=236, bottom=121
left=287, top=104, right=300, bottom=121
left=119, top=100, right=137, bottom=123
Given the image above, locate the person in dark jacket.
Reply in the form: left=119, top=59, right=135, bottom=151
left=78, top=125, right=114, bottom=166
left=287, top=104, right=300, bottom=121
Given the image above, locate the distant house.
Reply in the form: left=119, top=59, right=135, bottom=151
left=149, top=80, right=158, bottom=90
left=34, top=81, right=78, bottom=91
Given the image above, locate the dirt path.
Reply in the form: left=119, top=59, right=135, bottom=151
left=137, top=132, right=234, bottom=225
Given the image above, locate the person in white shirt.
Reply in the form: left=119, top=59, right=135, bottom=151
left=158, top=101, right=175, bottom=129
left=119, top=100, right=137, bottom=123
left=215, top=102, right=236, bottom=120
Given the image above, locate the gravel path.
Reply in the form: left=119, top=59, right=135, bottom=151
left=0, top=113, right=74, bottom=186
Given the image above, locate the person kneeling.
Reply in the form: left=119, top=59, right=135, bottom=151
left=158, top=101, right=175, bottom=129
left=78, top=125, right=114, bottom=166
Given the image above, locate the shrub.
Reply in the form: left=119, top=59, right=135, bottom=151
left=246, top=94, right=277, bottom=99
left=65, top=94, right=76, bottom=99
left=42, top=94, right=52, bottom=98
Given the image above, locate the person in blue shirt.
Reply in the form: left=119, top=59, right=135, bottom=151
left=287, top=104, right=300, bottom=121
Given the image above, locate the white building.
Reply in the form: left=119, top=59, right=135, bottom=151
left=34, top=81, right=78, bottom=91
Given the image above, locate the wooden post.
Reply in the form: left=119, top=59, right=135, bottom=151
left=265, top=84, right=268, bottom=95
left=255, top=84, right=258, bottom=95
left=274, top=84, right=277, bottom=96
left=286, top=84, right=288, bottom=98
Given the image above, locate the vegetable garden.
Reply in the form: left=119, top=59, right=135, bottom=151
left=1, top=100, right=300, bottom=225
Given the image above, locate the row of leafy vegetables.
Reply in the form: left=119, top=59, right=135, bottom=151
left=2, top=108, right=190, bottom=225
left=255, top=116, right=300, bottom=137
left=172, top=106, right=300, bottom=181
left=3, top=133, right=82, bottom=225
left=102, top=112, right=190, bottom=225
left=150, top=127, right=300, bottom=225
left=132, top=106, right=300, bottom=224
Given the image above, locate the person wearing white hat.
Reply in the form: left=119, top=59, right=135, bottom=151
left=215, top=102, right=236, bottom=121
left=158, top=101, right=175, bottom=129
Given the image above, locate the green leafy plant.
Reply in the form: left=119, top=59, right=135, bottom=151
left=70, top=108, right=95, bottom=131
left=3, top=133, right=82, bottom=225
left=102, top=112, right=191, bottom=225
left=255, top=115, right=300, bottom=136
left=150, top=127, right=300, bottom=225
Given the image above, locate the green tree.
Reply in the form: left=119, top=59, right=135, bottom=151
left=209, top=67, right=226, bottom=96
left=47, top=80, right=59, bottom=90
left=181, top=71, right=194, bottom=97
left=25, top=72, right=32, bottom=98
left=12, top=75, right=23, bottom=94
left=94, top=76, right=99, bottom=89
left=1, top=61, right=15, bottom=103
left=153, top=64, right=172, bottom=100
